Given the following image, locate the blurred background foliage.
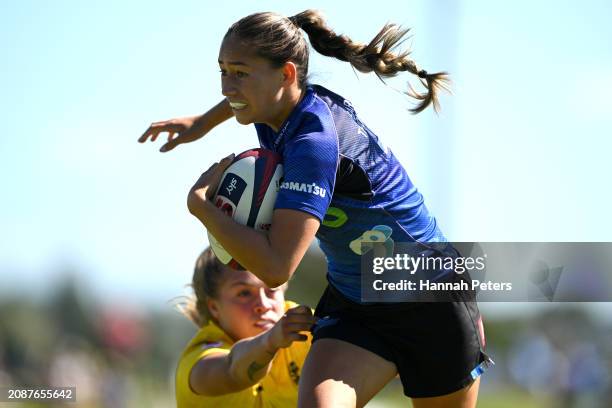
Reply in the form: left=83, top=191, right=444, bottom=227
left=1, top=248, right=611, bottom=407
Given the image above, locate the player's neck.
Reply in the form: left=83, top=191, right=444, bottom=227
left=267, top=86, right=305, bottom=132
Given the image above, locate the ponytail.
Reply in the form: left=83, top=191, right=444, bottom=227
left=290, top=10, right=450, bottom=113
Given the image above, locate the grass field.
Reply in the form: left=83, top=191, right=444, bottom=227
left=365, top=378, right=552, bottom=407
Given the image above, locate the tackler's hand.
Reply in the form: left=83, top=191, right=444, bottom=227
left=267, top=305, right=315, bottom=350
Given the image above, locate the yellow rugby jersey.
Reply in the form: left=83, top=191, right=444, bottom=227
left=175, top=301, right=311, bottom=408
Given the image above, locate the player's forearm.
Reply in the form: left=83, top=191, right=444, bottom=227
left=194, top=99, right=234, bottom=136
left=189, top=200, right=293, bottom=287
left=227, top=330, right=279, bottom=386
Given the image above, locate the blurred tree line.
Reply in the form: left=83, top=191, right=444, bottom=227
left=1, top=248, right=611, bottom=407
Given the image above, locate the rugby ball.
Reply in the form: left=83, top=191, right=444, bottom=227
left=208, top=148, right=283, bottom=269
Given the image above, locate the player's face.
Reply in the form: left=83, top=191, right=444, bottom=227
left=218, top=36, right=290, bottom=131
left=209, top=269, right=286, bottom=340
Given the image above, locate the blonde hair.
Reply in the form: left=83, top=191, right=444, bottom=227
left=178, top=248, right=289, bottom=327
left=225, top=9, right=450, bottom=113
left=179, top=247, right=228, bottom=327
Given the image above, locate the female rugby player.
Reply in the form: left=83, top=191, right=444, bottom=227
left=142, top=10, right=492, bottom=408
left=176, top=247, right=314, bottom=407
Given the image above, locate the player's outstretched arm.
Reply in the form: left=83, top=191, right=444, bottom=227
left=138, top=98, right=233, bottom=152
left=189, top=305, right=314, bottom=396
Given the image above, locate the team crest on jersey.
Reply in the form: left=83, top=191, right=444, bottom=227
left=349, top=225, right=394, bottom=257
left=288, top=361, right=300, bottom=384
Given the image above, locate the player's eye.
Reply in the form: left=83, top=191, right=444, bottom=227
left=219, top=69, right=227, bottom=76
left=237, top=289, right=252, bottom=297
left=236, top=71, right=248, bottom=78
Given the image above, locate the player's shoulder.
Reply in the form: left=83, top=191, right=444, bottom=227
left=309, top=84, right=347, bottom=105
left=180, top=322, right=232, bottom=361
left=308, top=85, right=358, bottom=117
left=295, top=86, right=335, bottom=129
left=286, top=88, right=339, bottom=145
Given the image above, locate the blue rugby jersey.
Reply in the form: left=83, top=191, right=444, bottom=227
left=255, top=85, right=448, bottom=302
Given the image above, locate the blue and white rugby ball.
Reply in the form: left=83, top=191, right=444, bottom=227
left=208, top=148, right=283, bottom=269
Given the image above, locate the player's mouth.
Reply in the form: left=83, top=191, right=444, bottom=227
left=229, top=101, right=248, bottom=111
left=254, top=319, right=275, bottom=329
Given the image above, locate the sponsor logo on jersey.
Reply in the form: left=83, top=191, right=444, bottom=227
left=322, top=207, right=348, bottom=228
left=280, top=181, right=327, bottom=198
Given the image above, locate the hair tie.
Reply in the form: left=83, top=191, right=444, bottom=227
left=417, top=69, right=428, bottom=79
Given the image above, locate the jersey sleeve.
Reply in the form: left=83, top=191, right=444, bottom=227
left=275, top=124, right=338, bottom=222
left=175, top=344, right=229, bottom=404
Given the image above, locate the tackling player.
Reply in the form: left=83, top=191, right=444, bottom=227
left=175, top=247, right=313, bottom=407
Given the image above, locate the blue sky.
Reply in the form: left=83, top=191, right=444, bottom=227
left=1, top=1, right=611, bottom=311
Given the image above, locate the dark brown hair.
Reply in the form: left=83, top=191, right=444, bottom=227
left=225, top=10, right=450, bottom=113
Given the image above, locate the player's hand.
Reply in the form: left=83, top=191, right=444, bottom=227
left=187, top=154, right=235, bottom=213
left=138, top=115, right=206, bottom=152
left=267, top=305, right=315, bottom=350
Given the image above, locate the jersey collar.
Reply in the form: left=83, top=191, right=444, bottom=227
left=268, top=85, right=316, bottom=149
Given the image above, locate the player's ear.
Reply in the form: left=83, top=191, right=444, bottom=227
left=282, top=62, right=298, bottom=86
left=207, top=298, right=220, bottom=320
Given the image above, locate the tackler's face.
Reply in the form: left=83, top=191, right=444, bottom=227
left=218, top=36, right=289, bottom=131
left=208, top=268, right=286, bottom=341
